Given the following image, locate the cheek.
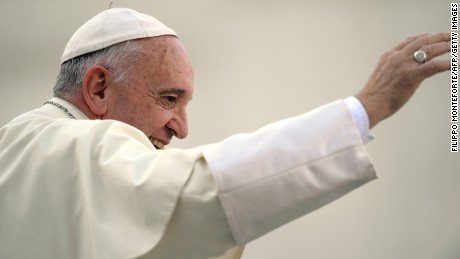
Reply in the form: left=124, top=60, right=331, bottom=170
left=144, top=108, right=174, bottom=131
left=109, top=98, right=149, bottom=132
left=153, top=109, right=173, bottom=124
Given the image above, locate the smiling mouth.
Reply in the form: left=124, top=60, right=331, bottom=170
left=149, top=137, right=165, bottom=150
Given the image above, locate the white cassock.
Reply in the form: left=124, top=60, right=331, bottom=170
left=0, top=97, right=376, bottom=259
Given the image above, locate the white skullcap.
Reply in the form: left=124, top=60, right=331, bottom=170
left=61, top=8, right=177, bottom=63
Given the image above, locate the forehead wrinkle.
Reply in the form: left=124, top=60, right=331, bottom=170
left=136, top=37, right=194, bottom=99
left=142, top=40, right=190, bottom=81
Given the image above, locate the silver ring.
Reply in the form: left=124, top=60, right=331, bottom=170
left=413, top=50, right=427, bottom=64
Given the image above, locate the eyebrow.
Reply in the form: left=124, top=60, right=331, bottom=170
left=158, top=88, right=185, bottom=95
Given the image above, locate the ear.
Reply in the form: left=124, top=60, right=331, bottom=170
left=82, top=65, right=111, bottom=117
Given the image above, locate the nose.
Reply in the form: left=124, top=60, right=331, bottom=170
left=167, top=109, right=188, bottom=139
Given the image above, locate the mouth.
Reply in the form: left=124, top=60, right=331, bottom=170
left=149, top=137, right=165, bottom=150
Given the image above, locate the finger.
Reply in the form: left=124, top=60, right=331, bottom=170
left=405, top=32, right=450, bottom=53
left=419, top=59, right=450, bottom=77
left=421, top=41, right=450, bottom=62
left=393, top=33, right=430, bottom=51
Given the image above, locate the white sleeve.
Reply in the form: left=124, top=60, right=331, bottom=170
left=202, top=100, right=377, bottom=244
left=140, top=157, right=238, bottom=259
left=343, top=96, right=374, bottom=143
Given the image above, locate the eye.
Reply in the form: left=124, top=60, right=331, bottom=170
left=158, top=95, right=177, bottom=109
left=164, top=96, right=177, bottom=103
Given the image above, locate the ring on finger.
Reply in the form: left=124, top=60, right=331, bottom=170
left=413, top=50, right=427, bottom=64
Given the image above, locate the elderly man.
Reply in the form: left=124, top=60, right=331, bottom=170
left=0, top=7, right=450, bottom=259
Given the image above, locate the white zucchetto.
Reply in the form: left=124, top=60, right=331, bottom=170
left=61, top=8, right=177, bottom=63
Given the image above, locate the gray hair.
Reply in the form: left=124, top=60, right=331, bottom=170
left=53, top=40, right=145, bottom=99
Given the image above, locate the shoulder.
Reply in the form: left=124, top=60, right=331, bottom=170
left=1, top=110, right=154, bottom=154
left=49, top=119, right=155, bottom=152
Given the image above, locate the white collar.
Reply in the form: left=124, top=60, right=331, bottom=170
left=44, top=97, right=89, bottom=120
